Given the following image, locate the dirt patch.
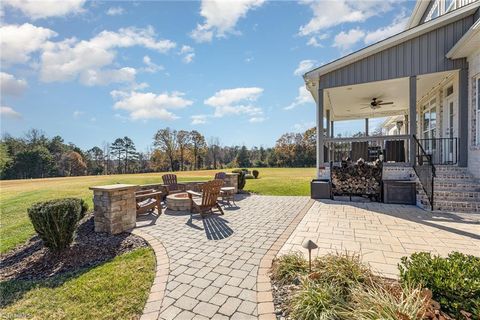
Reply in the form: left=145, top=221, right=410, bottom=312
left=1, top=213, right=148, bottom=281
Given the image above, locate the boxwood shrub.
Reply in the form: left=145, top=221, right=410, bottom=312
left=27, top=198, right=88, bottom=252
left=398, top=251, right=480, bottom=317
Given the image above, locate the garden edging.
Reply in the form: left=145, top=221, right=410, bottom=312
left=256, top=199, right=315, bottom=320
left=131, top=228, right=170, bottom=320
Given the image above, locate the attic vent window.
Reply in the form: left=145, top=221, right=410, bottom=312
left=446, top=86, right=453, bottom=96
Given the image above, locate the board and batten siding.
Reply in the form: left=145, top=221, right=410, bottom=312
left=318, top=14, right=476, bottom=89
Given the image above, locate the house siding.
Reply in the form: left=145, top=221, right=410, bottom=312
left=318, top=14, right=475, bottom=89
left=468, top=49, right=480, bottom=178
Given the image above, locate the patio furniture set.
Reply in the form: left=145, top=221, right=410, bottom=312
left=135, top=172, right=236, bottom=218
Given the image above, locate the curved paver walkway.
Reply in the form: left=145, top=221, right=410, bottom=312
left=135, top=195, right=311, bottom=320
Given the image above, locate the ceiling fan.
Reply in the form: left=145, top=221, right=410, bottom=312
left=360, top=97, right=394, bottom=110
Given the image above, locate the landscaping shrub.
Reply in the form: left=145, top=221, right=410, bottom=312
left=27, top=198, right=88, bottom=252
left=290, top=280, right=343, bottom=320
left=271, top=252, right=309, bottom=284
left=311, top=253, right=373, bottom=294
left=232, top=169, right=246, bottom=190
left=398, top=251, right=480, bottom=317
left=245, top=174, right=254, bottom=179
left=343, top=282, right=429, bottom=320
left=252, top=169, right=259, bottom=178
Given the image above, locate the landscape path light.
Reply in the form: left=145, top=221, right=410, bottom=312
left=302, top=239, right=318, bottom=272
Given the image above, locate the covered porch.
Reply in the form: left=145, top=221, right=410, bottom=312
left=317, top=70, right=463, bottom=167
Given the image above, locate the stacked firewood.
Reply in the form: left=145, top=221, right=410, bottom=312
left=331, top=158, right=382, bottom=197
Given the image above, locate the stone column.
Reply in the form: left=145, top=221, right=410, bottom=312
left=89, top=184, right=138, bottom=234
left=224, top=173, right=239, bottom=193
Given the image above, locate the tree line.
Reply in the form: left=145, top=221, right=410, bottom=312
left=0, top=127, right=319, bottom=180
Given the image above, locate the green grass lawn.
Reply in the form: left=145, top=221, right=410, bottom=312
left=0, top=167, right=314, bottom=319
left=1, top=247, right=155, bottom=320
left=0, top=168, right=315, bottom=253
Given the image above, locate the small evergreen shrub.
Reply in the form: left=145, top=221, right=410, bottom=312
left=28, top=198, right=88, bottom=252
left=271, top=252, right=309, bottom=284
left=245, top=174, right=254, bottom=179
left=252, top=169, right=259, bottom=178
left=232, top=169, right=246, bottom=190
left=398, top=251, right=480, bottom=317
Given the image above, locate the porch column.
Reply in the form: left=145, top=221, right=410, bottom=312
left=365, top=118, right=369, bottom=136
left=409, top=76, right=417, bottom=165
left=316, top=87, right=325, bottom=170
left=458, top=68, right=468, bottom=167
left=331, top=121, right=334, bottom=137
left=326, top=110, right=331, bottom=138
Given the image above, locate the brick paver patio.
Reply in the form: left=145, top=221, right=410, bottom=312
left=135, top=195, right=311, bottom=320
left=279, top=200, right=480, bottom=279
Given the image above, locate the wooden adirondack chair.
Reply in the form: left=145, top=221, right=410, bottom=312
left=187, top=179, right=224, bottom=218
left=162, top=174, right=186, bottom=195
left=135, top=189, right=163, bottom=215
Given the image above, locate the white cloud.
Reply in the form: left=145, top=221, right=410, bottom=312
left=249, top=116, right=266, bottom=123
left=2, top=0, right=85, bottom=19
left=106, top=6, right=124, bottom=16
left=0, top=23, right=57, bottom=65
left=0, top=106, right=22, bottom=119
left=294, top=59, right=316, bottom=76
left=73, top=110, right=84, bottom=117
left=79, top=67, right=137, bottom=86
left=306, top=34, right=329, bottom=47
left=0, top=72, right=28, bottom=96
left=191, top=114, right=208, bottom=125
left=364, top=14, right=409, bottom=44
left=142, top=55, right=164, bottom=73
left=204, top=87, right=264, bottom=117
left=179, top=45, right=195, bottom=63
left=284, top=85, right=313, bottom=110
left=293, top=121, right=315, bottom=132
left=39, top=26, right=175, bottom=85
left=190, top=0, right=265, bottom=43
left=298, top=0, right=393, bottom=37
left=111, top=90, right=193, bottom=120
left=333, top=28, right=365, bottom=52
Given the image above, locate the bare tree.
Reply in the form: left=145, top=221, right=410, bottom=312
left=153, top=128, right=177, bottom=171
left=209, top=137, right=221, bottom=169
left=190, top=130, right=206, bottom=170
left=177, top=130, right=191, bottom=171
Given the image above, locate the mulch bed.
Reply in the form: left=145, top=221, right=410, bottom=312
left=0, top=213, right=148, bottom=282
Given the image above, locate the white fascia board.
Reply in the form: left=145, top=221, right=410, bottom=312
left=407, top=0, right=431, bottom=29
left=446, top=19, right=480, bottom=58
left=304, top=2, right=479, bottom=84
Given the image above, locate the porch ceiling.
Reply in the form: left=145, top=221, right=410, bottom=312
left=325, top=71, right=455, bottom=121
left=325, top=77, right=409, bottom=121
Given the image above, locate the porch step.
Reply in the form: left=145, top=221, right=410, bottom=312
left=434, top=173, right=476, bottom=180
left=417, top=194, right=480, bottom=213
left=433, top=190, right=480, bottom=201
left=414, top=165, right=480, bottom=214
left=434, top=181, right=480, bottom=192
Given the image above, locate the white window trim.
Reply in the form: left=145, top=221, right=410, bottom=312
left=476, top=75, right=480, bottom=145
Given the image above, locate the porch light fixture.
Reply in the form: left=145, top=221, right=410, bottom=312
left=396, top=121, right=404, bottom=133
left=302, top=240, right=318, bottom=272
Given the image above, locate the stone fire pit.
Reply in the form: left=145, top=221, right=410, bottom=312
left=166, top=192, right=191, bottom=211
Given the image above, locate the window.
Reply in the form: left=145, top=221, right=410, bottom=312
left=423, top=98, right=437, bottom=152
left=445, top=0, right=456, bottom=12
left=476, top=77, right=480, bottom=145
left=446, top=85, right=454, bottom=97
left=427, top=1, right=441, bottom=21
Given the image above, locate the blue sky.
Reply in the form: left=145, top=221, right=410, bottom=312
left=0, top=0, right=415, bottom=151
